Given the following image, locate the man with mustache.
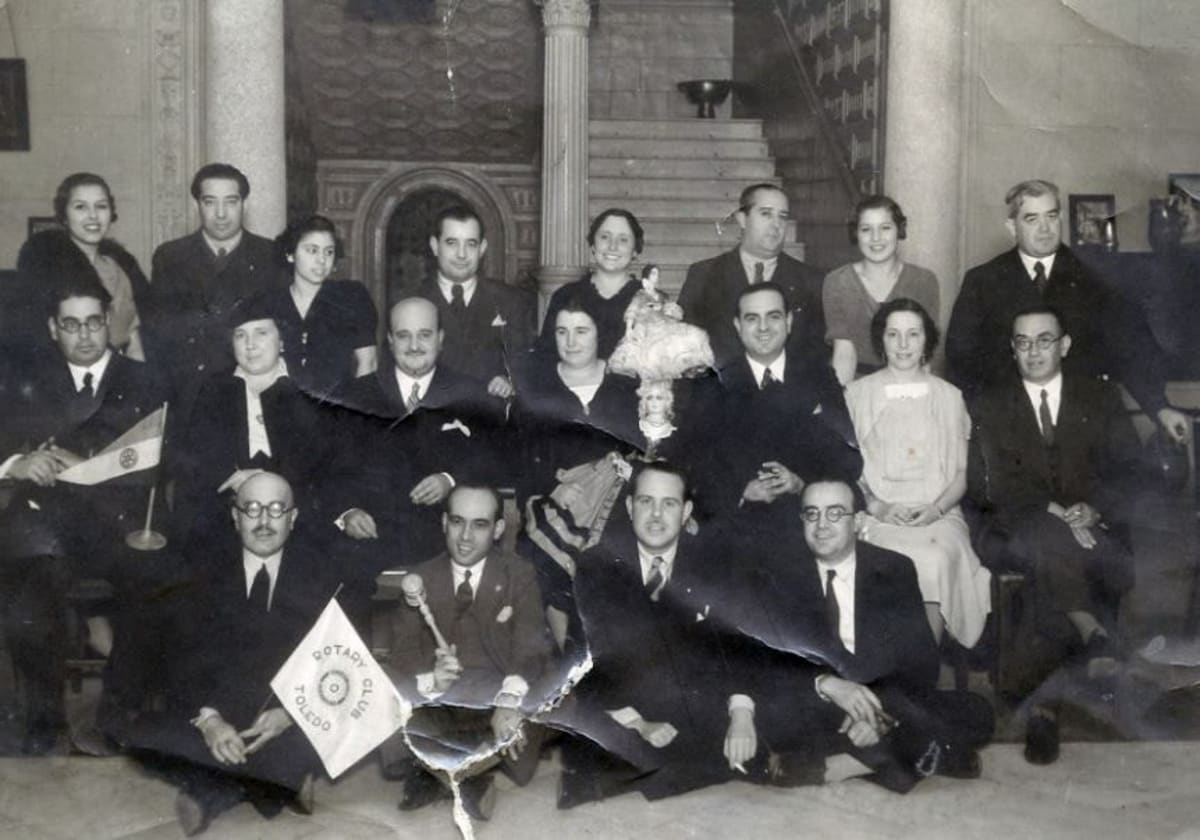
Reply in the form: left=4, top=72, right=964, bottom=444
left=946, top=179, right=1189, bottom=445
left=0, top=273, right=166, bottom=753
left=337, top=296, right=505, bottom=570
left=120, top=471, right=332, bottom=835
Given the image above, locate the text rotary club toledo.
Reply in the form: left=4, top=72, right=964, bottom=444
left=292, top=643, right=378, bottom=731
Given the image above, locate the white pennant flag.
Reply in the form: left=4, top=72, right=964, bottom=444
left=271, top=597, right=410, bottom=778
left=57, top=405, right=165, bottom=486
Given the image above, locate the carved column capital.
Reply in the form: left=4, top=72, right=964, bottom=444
left=534, top=0, right=592, bottom=30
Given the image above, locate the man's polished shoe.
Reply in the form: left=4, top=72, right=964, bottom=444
left=398, top=770, right=449, bottom=811
left=21, top=721, right=62, bottom=756
left=175, top=790, right=213, bottom=837
left=460, top=774, right=496, bottom=822
left=290, top=773, right=315, bottom=815
left=1024, top=711, right=1060, bottom=765
left=557, top=768, right=603, bottom=810
left=935, top=743, right=982, bottom=779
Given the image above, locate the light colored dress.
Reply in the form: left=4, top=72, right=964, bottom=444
left=823, top=262, right=940, bottom=370
left=846, top=369, right=991, bottom=647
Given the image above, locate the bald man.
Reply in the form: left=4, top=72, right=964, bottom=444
left=337, top=297, right=506, bottom=570
left=120, top=472, right=335, bottom=836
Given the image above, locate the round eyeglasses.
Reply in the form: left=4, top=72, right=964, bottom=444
left=56, top=315, right=107, bottom=334
left=233, top=500, right=294, bottom=519
left=801, top=505, right=852, bottom=524
left=1012, top=334, right=1063, bottom=353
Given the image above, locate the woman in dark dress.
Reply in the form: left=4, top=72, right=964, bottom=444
left=536, top=208, right=645, bottom=361
left=515, top=291, right=639, bottom=649
left=15, top=173, right=150, bottom=358
left=268, top=214, right=377, bottom=399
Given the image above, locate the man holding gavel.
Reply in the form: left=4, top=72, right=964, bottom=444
left=380, top=484, right=554, bottom=822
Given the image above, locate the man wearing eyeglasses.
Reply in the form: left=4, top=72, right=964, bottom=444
left=0, top=274, right=166, bottom=754
left=679, top=183, right=827, bottom=368
left=947, top=179, right=1189, bottom=445
left=968, top=306, right=1141, bottom=765
left=121, top=471, right=330, bottom=836
left=729, top=478, right=993, bottom=792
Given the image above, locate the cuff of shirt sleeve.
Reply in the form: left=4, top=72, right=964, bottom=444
left=0, top=454, right=21, bottom=480
left=494, top=675, right=529, bottom=708
left=191, top=707, right=220, bottom=729
left=814, top=674, right=833, bottom=702
left=416, top=672, right=443, bottom=700
left=727, top=694, right=755, bottom=715
left=440, top=472, right=456, bottom=489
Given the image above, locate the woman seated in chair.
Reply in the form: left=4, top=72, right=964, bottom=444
left=845, top=298, right=991, bottom=648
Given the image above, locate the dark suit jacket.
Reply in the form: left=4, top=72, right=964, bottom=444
left=165, top=531, right=335, bottom=726
left=387, top=551, right=552, bottom=709
left=946, top=245, right=1169, bottom=412
left=339, top=362, right=505, bottom=566
left=698, top=350, right=862, bottom=516
left=967, top=372, right=1140, bottom=530
left=569, top=531, right=737, bottom=788
left=143, top=230, right=280, bottom=387
left=0, top=347, right=168, bottom=560
left=412, top=276, right=536, bottom=385
left=678, top=249, right=826, bottom=368
left=171, top=371, right=351, bottom=541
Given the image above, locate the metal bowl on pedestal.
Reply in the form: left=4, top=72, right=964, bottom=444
left=676, top=79, right=732, bottom=119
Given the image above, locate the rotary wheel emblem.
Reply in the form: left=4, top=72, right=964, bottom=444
left=319, top=670, right=350, bottom=705
left=119, top=448, right=138, bottom=469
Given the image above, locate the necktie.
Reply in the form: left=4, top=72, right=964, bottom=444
left=753, top=261, right=765, bottom=284
left=406, top=382, right=421, bottom=413
left=456, top=569, right=474, bottom=608
left=645, top=555, right=666, bottom=602
left=248, top=564, right=270, bottom=611
left=825, top=569, right=842, bottom=645
left=80, top=371, right=94, bottom=399
left=450, top=283, right=466, bottom=316
left=761, top=367, right=777, bottom=389
left=1038, top=388, right=1055, bottom=446
left=1033, top=261, right=1048, bottom=295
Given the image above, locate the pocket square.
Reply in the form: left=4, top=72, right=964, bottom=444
left=812, top=403, right=823, bottom=415
left=440, top=419, right=472, bottom=437
left=695, top=604, right=710, bottom=622
left=496, top=605, right=513, bottom=623
left=491, top=314, right=507, bottom=327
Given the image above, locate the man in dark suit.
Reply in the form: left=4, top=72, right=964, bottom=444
left=946, top=178, right=1189, bottom=444
left=969, top=305, right=1140, bottom=763
left=730, top=479, right=993, bottom=791
left=380, top=484, right=553, bottom=821
left=697, top=283, right=860, bottom=528
left=0, top=274, right=167, bottom=753
left=143, top=163, right=279, bottom=400
left=557, top=461, right=752, bottom=806
left=679, top=182, right=826, bottom=368
left=122, top=472, right=332, bottom=836
left=410, top=204, right=535, bottom=399
left=338, top=296, right=505, bottom=570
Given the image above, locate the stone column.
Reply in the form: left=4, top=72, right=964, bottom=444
left=883, top=0, right=966, bottom=325
left=205, top=0, right=287, bottom=237
left=535, top=0, right=592, bottom=317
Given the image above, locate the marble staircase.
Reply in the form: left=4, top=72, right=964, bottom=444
left=588, top=118, right=803, bottom=294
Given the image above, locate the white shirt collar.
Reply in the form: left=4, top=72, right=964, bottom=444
left=394, top=367, right=436, bottom=404
left=202, top=230, right=243, bottom=257
left=1018, top=250, right=1057, bottom=281
left=1022, top=372, right=1064, bottom=425
left=452, top=557, right=486, bottom=596
left=242, top=548, right=283, bottom=610
left=738, top=249, right=778, bottom=284
left=437, top=274, right=477, bottom=306
left=637, top=542, right=679, bottom=586
left=67, top=349, right=113, bottom=392
left=745, top=352, right=786, bottom=387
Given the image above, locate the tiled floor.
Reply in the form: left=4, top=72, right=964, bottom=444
left=2, top=741, right=1200, bottom=839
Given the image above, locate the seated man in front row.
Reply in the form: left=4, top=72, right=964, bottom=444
left=558, top=461, right=755, bottom=806
left=969, top=305, right=1140, bottom=765
left=380, top=484, right=552, bottom=822
left=123, top=472, right=333, bottom=836
left=731, top=479, right=994, bottom=792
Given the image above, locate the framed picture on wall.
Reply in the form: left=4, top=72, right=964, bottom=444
left=1068, top=193, right=1117, bottom=250
left=0, top=59, right=30, bottom=151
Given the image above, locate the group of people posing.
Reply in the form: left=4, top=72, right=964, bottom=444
left=0, top=164, right=1189, bottom=834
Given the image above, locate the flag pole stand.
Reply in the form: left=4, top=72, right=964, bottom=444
left=126, top=485, right=167, bottom=551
